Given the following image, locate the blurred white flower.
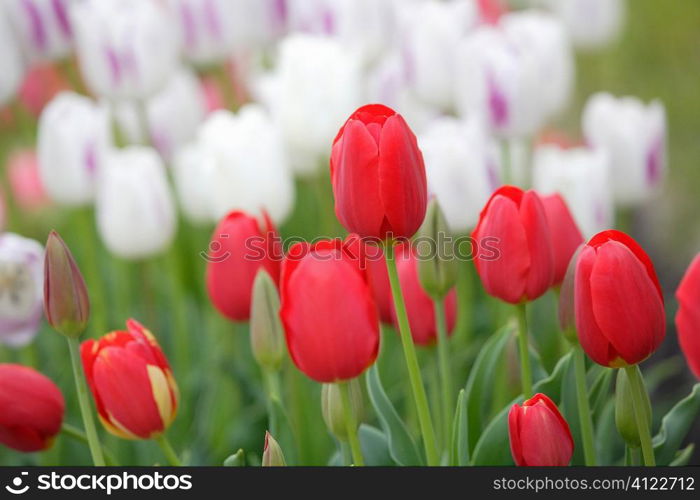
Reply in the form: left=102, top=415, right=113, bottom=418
left=532, top=144, right=613, bottom=238
left=191, top=105, right=295, bottom=224
left=582, top=92, right=667, bottom=206
left=172, top=143, right=217, bottom=225
left=37, top=91, right=110, bottom=206
left=539, top=0, right=625, bottom=50
left=398, top=0, right=477, bottom=111
left=96, top=147, right=177, bottom=259
left=419, top=116, right=501, bottom=232
left=3, top=0, right=72, bottom=62
left=70, top=0, right=180, bottom=100
left=0, top=233, right=44, bottom=348
left=0, top=4, right=25, bottom=105
left=260, top=34, right=363, bottom=174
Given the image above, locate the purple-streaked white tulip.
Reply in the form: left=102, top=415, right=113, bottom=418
left=532, top=144, right=613, bottom=238
left=3, top=0, right=72, bottom=62
left=37, top=91, right=110, bottom=206
left=0, top=4, right=25, bottom=105
left=0, top=233, right=44, bottom=348
left=539, top=0, right=625, bottom=50
left=582, top=93, right=667, bottom=206
left=96, top=147, right=176, bottom=259
left=69, top=0, right=179, bottom=100
left=419, top=116, right=501, bottom=232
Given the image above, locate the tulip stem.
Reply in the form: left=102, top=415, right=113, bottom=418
left=624, top=366, right=655, bottom=466
left=67, top=337, right=106, bottom=466
left=384, top=242, right=440, bottom=466
left=573, top=345, right=597, bottom=465
left=338, top=382, right=364, bottom=466
left=156, top=434, right=182, bottom=466
left=515, top=303, right=533, bottom=399
left=61, top=423, right=118, bottom=466
left=264, top=369, right=282, bottom=436
left=433, top=297, right=453, bottom=450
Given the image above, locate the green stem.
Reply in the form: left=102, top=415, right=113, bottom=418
left=67, top=337, right=105, bottom=466
left=573, top=345, right=597, bottom=465
left=515, top=303, right=533, bottom=399
left=384, top=243, right=439, bottom=466
left=264, top=369, right=282, bottom=436
left=338, top=382, right=363, bottom=466
left=433, top=297, right=453, bottom=451
left=61, top=423, right=118, bottom=466
left=623, top=366, right=655, bottom=466
left=155, top=434, right=182, bottom=466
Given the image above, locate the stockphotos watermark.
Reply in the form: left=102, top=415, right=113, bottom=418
left=3, top=470, right=192, bottom=496
left=200, top=232, right=501, bottom=266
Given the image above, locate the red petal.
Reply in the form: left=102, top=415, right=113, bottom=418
left=520, top=191, right=554, bottom=300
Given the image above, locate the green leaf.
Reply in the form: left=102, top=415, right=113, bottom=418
left=588, top=366, right=613, bottom=421
left=669, top=444, right=695, bottom=466
left=366, top=364, right=423, bottom=465
left=653, top=383, right=700, bottom=465
left=270, top=397, right=299, bottom=465
left=327, top=425, right=394, bottom=466
left=223, top=449, right=245, bottom=466
left=470, top=352, right=573, bottom=465
left=560, top=356, right=585, bottom=465
left=450, top=389, right=469, bottom=466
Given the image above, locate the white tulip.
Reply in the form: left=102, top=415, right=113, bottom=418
left=582, top=93, right=667, bottom=206
left=172, top=143, right=217, bottom=225
left=37, top=91, right=111, bottom=206
left=194, top=105, right=295, bottom=224
left=539, top=0, right=625, bottom=50
left=0, top=4, right=25, bottom=106
left=0, top=233, right=44, bottom=348
left=262, top=34, right=363, bottom=174
left=70, top=0, right=180, bottom=100
left=96, top=147, right=176, bottom=259
left=532, top=144, right=613, bottom=238
left=3, top=0, right=72, bottom=62
left=419, top=116, right=502, bottom=232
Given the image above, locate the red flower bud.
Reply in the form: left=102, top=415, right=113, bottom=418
left=508, top=393, right=574, bottom=466
left=0, top=363, right=64, bottom=452
left=574, top=230, right=665, bottom=367
left=206, top=210, right=282, bottom=322
left=676, top=254, right=700, bottom=379
left=541, top=194, right=584, bottom=286
left=472, top=186, right=554, bottom=303
left=81, top=319, right=179, bottom=440
left=331, top=104, right=428, bottom=240
left=280, top=239, right=380, bottom=382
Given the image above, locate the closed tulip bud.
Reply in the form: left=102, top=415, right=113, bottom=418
left=4, top=0, right=72, bottom=62
left=250, top=269, right=285, bottom=371
left=558, top=245, right=582, bottom=343
left=262, top=431, right=286, bottom=466
left=675, top=254, right=700, bottom=379
left=574, top=230, right=665, bottom=367
left=508, top=393, right=574, bottom=466
left=472, top=186, right=554, bottom=304
left=206, top=211, right=282, bottom=322
left=43, top=231, right=90, bottom=338
left=0, top=364, right=65, bottom=452
left=280, top=239, right=380, bottom=383
left=321, top=380, right=363, bottom=441
left=417, top=200, right=458, bottom=300
left=0, top=6, right=25, bottom=106
left=81, top=319, right=179, bottom=440
left=0, top=233, right=44, bottom=348
left=541, top=194, right=584, bottom=286
left=331, top=104, right=428, bottom=240
left=615, top=367, right=651, bottom=448
left=392, top=247, right=457, bottom=346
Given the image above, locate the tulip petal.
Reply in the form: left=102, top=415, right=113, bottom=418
left=520, top=191, right=554, bottom=299
left=508, top=405, right=525, bottom=466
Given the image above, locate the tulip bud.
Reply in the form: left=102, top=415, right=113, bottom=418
left=321, top=380, right=363, bottom=441
left=615, top=367, right=651, bottom=448
left=417, top=200, right=458, bottom=300
left=250, top=269, right=285, bottom=371
left=541, top=194, right=584, bottom=287
left=43, top=231, right=90, bottom=338
left=558, top=245, right=582, bottom=343
left=262, top=431, right=286, bottom=466
left=676, top=254, right=700, bottom=379
left=223, top=449, right=245, bottom=467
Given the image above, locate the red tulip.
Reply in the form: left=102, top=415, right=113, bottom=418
left=391, top=248, right=458, bottom=346
left=676, top=254, right=700, bottom=379
left=280, top=239, right=380, bottom=382
left=81, top=319, right=179, bottom=440
left=574, top=230, right=665, bottom=367
left=344, top=234, right=393, bottom=323
left=541, top=193, right=584, bottom=286
left=330, top=104, right=428, bottom=240
left=206, top=210, right=282, bottom=322
left=508, top=393, right=574, bottom=466
left=472, top=185, right=554, bottom=304
left=0, top=364, right=64, bottom=452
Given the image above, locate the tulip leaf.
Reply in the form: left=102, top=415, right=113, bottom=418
left=652, top=383, right=700, bottom=465
left=366, top=364, right=424, bottom=465
left=223, top=449, right=245, bottom=466
left=561, top=356, right=585, bottom=465
left=669, top=444, right=695, bottom=466
left=328, top=425, right=394, bottom=466
left=595, top=399, right=624, bottom=465
left=588, top=366, right=614, bottom=422
left=470, top=351, right=573, bottom=465
left=450, top=389, right=469, bottom=466
left=270, top=397, right=299, bottom=466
